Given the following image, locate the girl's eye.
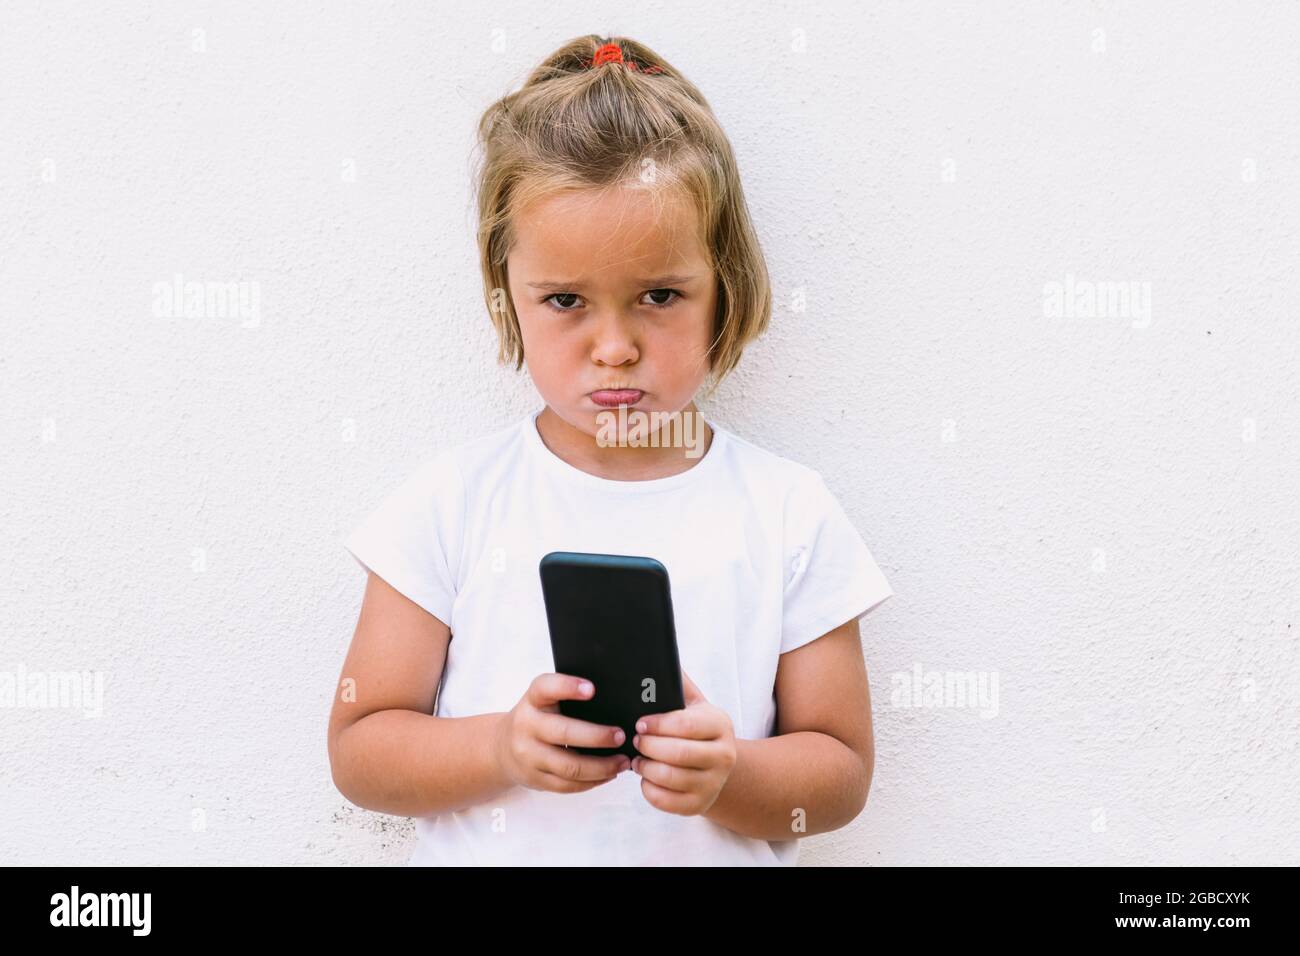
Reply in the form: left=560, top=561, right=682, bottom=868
left=544, top=293, right=582, bottom=312
left=541, top=289, right=682, bottom=313
left=644, top=288, right=680, bottom=308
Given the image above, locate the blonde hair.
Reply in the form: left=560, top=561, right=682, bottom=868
left=473, top=35, right=771, bottom=399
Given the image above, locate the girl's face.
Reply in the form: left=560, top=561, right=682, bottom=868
left=507, top=184, right=717, bottom=445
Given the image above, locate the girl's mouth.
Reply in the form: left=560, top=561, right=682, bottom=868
left=589, top=389, right=644, bottom=407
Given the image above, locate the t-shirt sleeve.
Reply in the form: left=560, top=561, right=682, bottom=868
left=342, top=454, right=465, bottom=626
left=779, top=470, right=893, bottom=654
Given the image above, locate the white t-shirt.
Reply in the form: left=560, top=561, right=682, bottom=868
left=343, top=407, right=892, bottom=866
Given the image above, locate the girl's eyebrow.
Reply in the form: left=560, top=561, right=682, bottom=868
left=526, top=274, right=701, bottom=291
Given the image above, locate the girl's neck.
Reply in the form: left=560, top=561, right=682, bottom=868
left=534, top=404, right=713, bottom=482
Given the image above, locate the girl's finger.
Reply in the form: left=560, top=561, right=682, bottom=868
left=639, top=705, right=721, bottom=741
left=534, top=765, right=621, bottom=793
left=638, top=773, right=698, bottom=812
left=634, top=732, right=714, bottom=770
left=680, top=669, right=704, bottom=704
left=634, top=755, right=707, bottom=794
left=533, top=739, right=629, bottom=781
left=534, top=710, right=626, bottom=750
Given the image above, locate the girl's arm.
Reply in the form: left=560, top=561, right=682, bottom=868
left=703, top=617, right=875, bottom=841
left=327, top=571, right=514, bottom=817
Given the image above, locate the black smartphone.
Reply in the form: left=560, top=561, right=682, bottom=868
left=539, top=551, right=686, bottom=758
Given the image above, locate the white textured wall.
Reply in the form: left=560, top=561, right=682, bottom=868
left=2, top=1, right=1296, bottom=866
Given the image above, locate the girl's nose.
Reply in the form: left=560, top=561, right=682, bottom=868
left=590, top=312, right=640, bottom=366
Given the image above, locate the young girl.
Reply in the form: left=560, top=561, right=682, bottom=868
left=328, top=35, right=893, bottom=866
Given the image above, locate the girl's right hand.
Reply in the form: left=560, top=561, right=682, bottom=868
left=494, top=673, right=632, bottom=793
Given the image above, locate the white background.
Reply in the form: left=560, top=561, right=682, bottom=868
left=2, top=1, right=1297, bottom=865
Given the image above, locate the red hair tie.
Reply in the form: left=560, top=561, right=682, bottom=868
left=588, top=42, right=664, bottom=74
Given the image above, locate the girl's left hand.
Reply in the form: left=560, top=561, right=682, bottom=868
left=631, top=669, right=737, bottom=815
